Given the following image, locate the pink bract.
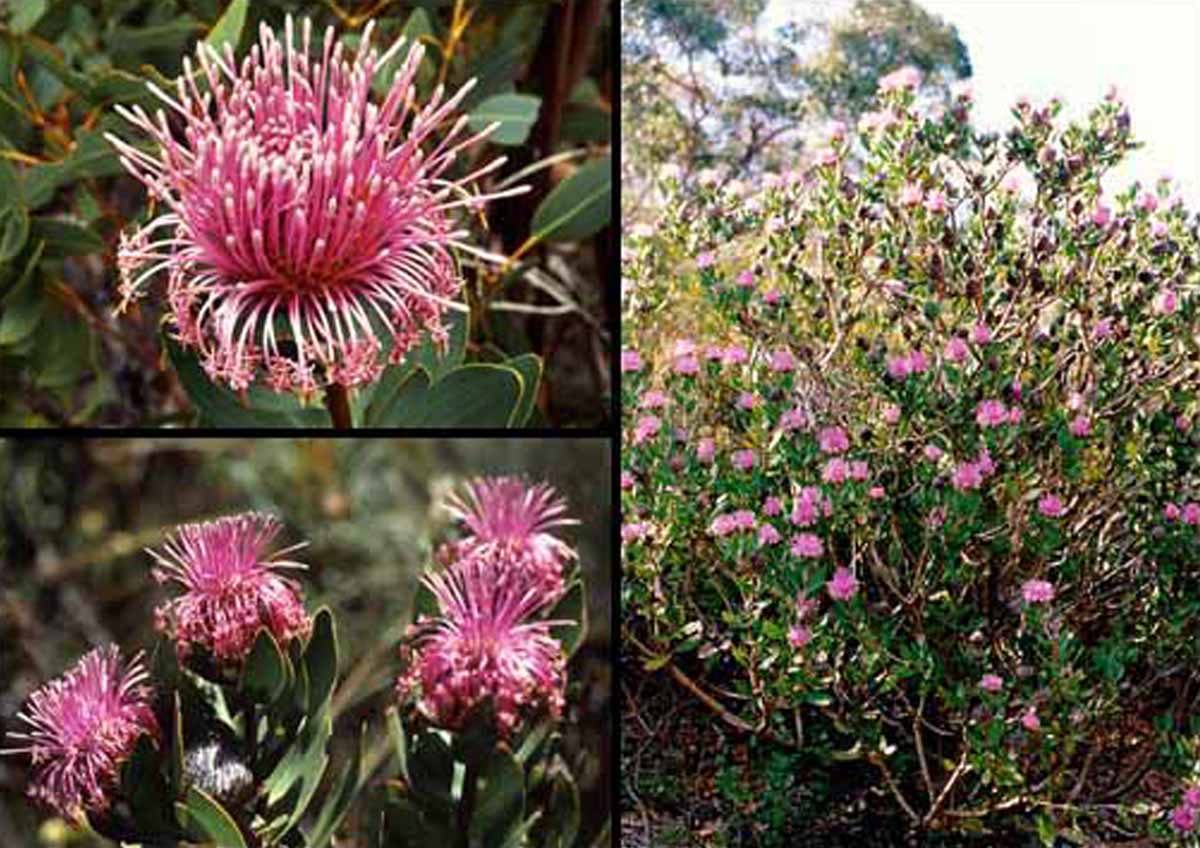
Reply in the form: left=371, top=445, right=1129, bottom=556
left=1, top=646, right=158, bottom=819
left=149, top=512, right=312, bottom=664
left=107, top=17, right=524, bottom=397
left=827, top=567, right=859, bottom=601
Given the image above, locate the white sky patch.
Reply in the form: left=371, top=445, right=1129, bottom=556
left=761, top=0, right=1200, bottom=205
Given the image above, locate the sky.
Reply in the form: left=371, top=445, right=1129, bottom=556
left=759, top=0, right=1200, bottom=206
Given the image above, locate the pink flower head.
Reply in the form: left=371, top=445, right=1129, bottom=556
left=639, top=389, right=669, bottom=410
left=732, top=449, right=756, bottom=471
left=1092, top=318, right=1114, bottom=340
left=979, top=674, right=1004, bottom=693
left=1021, top=579, right=1055, bottom=604
left=621, top=349, right=642, bottom=373
left=736, top=392, right=758, bottom=411
left=1136, top=191, right=1158, bottom=213
left=1092, top=202, right=1111, bottom=227
left=696, top=437, right=716, bottom=464
left=107, top=17, right=521, bottom=396
left=944, top=336, right=968, bottom=363
left=1164, top=502, right=1181, bottom=522
left=633, top=415, right=661, bottom=445
left=923, top=443, right=944, bottom=462
left=1037, top=494, right=1064, bottom=518
left=1021, top=709, right=1041, bottom=732
left=1157, top=289, right=1178, bottom=315
left=822, top=457, right=850, bottom=484
left=2, top=646, right=159, bottom=819
left=975, top=447, right=996, bottom=477
left=673, top=354, right=700, bottom=375
left=791, top=532, right=824, bottom=559
left=735, top=269, right=756, bottom=288
left=1151, top=219, right=1169, bottom=239
left=923, top=190, right=947, bottom=214
left=780, top=405, right=808, bottom=431
left=827, top=567, right=859, bottom=601
left=976, top=399, right=1009, bottom=428
left=814, top=147, right=839, bottom=167
left=443, top=477, right=577, bottom=598
left=722, top=345, right=749, bottom=366
left=850, top=460, right=870, bottom=482
left=711, top=510, right=756, bottom=537
left=672, top=339, right=697, bottom=358
left=817, top=426, right=850, bottom=454
left=952, top=461, right=984, bottom=491
left=788, top=624, right=812, bottom=649
left=1172, top=805, right=1196, bottom=833
left=396, top=556, right=567, bottom=736
left=149, top=513, right=312, bottom=664
left=907, top=350, right=929, bottom=373
left=696, top=251, right=715, bottom=269
left=770, top=349, right=797, bottom=372
left=762, top=288, right=782, bottom=305
left=868, top=485, right=885, bottom=500
left=1069, top=415, right=1091, bottom=437
left=622, top=522, right=650, bottom=544
left=971, top=323, right=992, bottom=345
left=899, top=183, right=923, bottom=207
left=1008, top=406, right=1023, bottom=424
left=758, top=524, right=782, bottom=546
left=620, top=471, right=635, bottom=490
left=879, top=66, right=922, bottom=93
left=1184, top=503, right=1200, bottom=526
left=763, top=496, right=783, bottom=517
left=1184, top=786, right=1200, bottom=808
left=882, top=404, right=901, bottom=424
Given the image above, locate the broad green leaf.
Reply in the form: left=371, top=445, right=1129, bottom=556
left=177, top=786, right=248, bottom=848
left=406, top=731, right=453, bottom=809
left=205, top=0, right=248, bottom=55
left=307, top=720, right=368, bottom=848
left=530, top=155, right=612, bottom=243
left=33, top=300, right=91, bottom=389
left=120, top=736, right=178, bottom=838
left=0, top=240, right=45, bottom=345
left=468, top=93, right=541, bottom=146
left=366, top=364, right=522, bottom=428
left=0, top=204, right=28, bottom=263
left=469, top=751, right=525, bottom=847
left=303, top=608, right=338, bottom=714
left=505, top=352, right=542, bottom=426
left=10, top=0, right=48, bottom=34
left=30, top=217, right=104, bottom=256
left=240, top=629, right=288, bottom=705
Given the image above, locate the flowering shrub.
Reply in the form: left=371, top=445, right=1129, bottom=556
left=622, top=70, right=1200, bottom=840
left=4, top=476, right=587, bottom=846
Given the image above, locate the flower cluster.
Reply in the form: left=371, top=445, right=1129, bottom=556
left=107, top=16, right=524, bottom=396
left=2, top=647, right=158, bottom=818
left=149, top=512, right=312, bottom=664
left=398, top=477, right=576, bottom=735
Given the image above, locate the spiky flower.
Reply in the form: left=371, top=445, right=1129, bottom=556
left=396, top=556, right=567, bottom=736
left=1, top=646, right=158, bottom=819
left=106, top=16, right=524, bottom=396
left=149, top=512, right=311, bottom=664
left=442, top=476, right=578, bottom=598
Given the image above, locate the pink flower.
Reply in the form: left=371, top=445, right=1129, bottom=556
left=907, top=350, right=929, bottom=373
left=899, top=183, right=923, bottom=207
left=791, top=532, right=824, bottom=558
left=770, top=349, right=797, bottom=372
left=1184, top=503, right=1200, bottom=526
left=979, top=674, right=1004, bottom=693
left=673, top=354, right=700, bottom=375
left=1184, top=786, right=1200, bottom=808
left=758, top=524, right=782, bottom=546
left=396, top=555, right=567, bottom=736
left=1069, top=415, right=1091, bottom=437
left=149, top=513, right=312, bottom=664
left=443, top=477, right=577, bottom=598
left=736, top=392, right=758, bottom=411
left=882, top=404, right=901, bottom=424
left=704, top=344, right=725, bottom=362
left=1157, top=289, right=1178, bottom=315
left=971, top=323, right=992, bottom=345
left=722, top=345, right=748, bottom=366
left=868, top=486, right=885, bottom=499
left=620, top=471, right=635, bottom=490
left=639, top=390, right=669, bottom=409
left=732, top=449, right=756, bottom=471
left=795, top=594, right=819, bottom=620
left=712, top=510, right=757, bottom=537
left=822, top=458, right=850, bottom=484
left=827, top=567, right=859, bottom=601
left=976, top=399, right=1009, bottom=428
left=696, top=251, right=715, bottom=269
left=818, top=426, right=850, bottom=454
left=735, top=269, right=756, bottom=288
left=975, top=447, right=996, bottom=476
left=952, top=462, right=984, bottom=491
left=696, top=438, right=716, bottom=464
left=762, top=289, right=782, bottom=305
left=622, top=522, right=650, bottom=543
left=621, top=349, right=642, bottom=372
left=1093, top=318, right=1114, bottom=340
left=1136, top=191, right=1158, bottom=213
left=633, top=415, right=661, bottom=445
left=923, top=444, right=944, bottom=462
left=1092, top=202, right=1111, bottom=227
left=788, top=625, right=812, bottom=649
left=1037, top=494, right=1064, bottom=518
left=672, top=339, right=697, bottom=358
left=1164, top=502, right=1181, bottom=522
left=1151, top=219, right=1169, bottom=239
left=879, top=66, right=922, bottom=93
left=1, top=646, right=158, bottom=818
left=850, top=460, right=870, bottom=482
left=108, top=17, right=515, bottom=396
left=780, top=406, right=808, bottom=431
left=1172, top=805, right=1196, bottom=833
left=944, top=337, right=968, bottom=363
left=814, top=147, right=839, bottom=167
left=763, top=496, right=783, bottom=517
left=1008, top=406, right=1023, bottom=424
left=1021, top=579, right=1055, bottom=604
left=923, top=190, right=947, bottom=214
left=1021, top=709, right=1041, bottom=732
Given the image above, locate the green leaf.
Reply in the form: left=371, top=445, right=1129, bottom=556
left=365, top=364, right=522, bottom=428
left=33, top=299, right=91, bottom=388
left=0, top=204, right=28, bottom=264
left=165, top=336, right=328, bottom=427
left=452, top=702, right=499, bottom=770
left=537, top=767, right=580, bottom=848
left=505, top=352, right=542, bottom=426
left=10, top=0, right=48, bottom=34
left=307, top=720, right=368, bottom=848
left=386, top=706, right=409, bottom=784
left=407, top=731, right=454, bottom=809
left=469, top=751, right=525, bottom=847
left=374, top=9, right=435, bottom=99
left=530, top=155, right=611, bottom=243
left=468, top=93, right=541, bottom=146
left=549, top=579, right=586, bottom=658
left=0, top=240, right=45, bottom=346
left=303, top=607, right=338, bottom=714
left=30, top=217, right=104, bottom=256
left=177, top=786, right=248, bottom=848
left=120, top=735, right=179, bottom=838
left=205, top=0, right=248, bottom=55
left=240, top=629, right=288, bottom=705
left=360, top=311, right=468, bottom=423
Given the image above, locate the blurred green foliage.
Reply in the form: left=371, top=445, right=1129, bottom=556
left=0, top=437, right=612, bottom=845
left=0, top=0, right=612, bottom=426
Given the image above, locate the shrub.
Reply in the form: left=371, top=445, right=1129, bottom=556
left=622, top=70, right=1200, bottom=841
